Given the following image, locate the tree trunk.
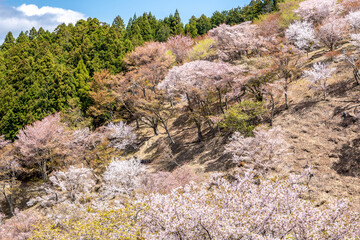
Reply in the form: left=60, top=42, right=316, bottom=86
left=152, top=126, right=158, bottom=136
left=109, top=103, right=113, bottom=120
left=41, top=159, right=47, bottom=181
left=186, top=93, right=203, bottom=142
left=284, top=80, right=289, bottom=110
left=195, top=119, right=203, bottom=142
left=163, top=123, right=175, bottom=144
left=2, top=190, right=14, bottom=216
left=353, top=69, right=360, bottom=85
left=206, top=118, right=215, bottom=136
left=217, top=88, right=225, bottom=114
left=270, top=95, right=275, bottom=127
left=157, top=116, right=175, bottom=144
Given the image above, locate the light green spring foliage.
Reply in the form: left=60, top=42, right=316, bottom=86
left=219, top=100, right=265, bottom=136
left=188, top=38, right=217, bottom=61
left=278, top=0, right=301, bottom=27
left=254, top=0, right=301, bottom=28
left=30, top=204, right=145, bottom=240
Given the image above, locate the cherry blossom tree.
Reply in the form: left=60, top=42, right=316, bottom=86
left=102, top=157, right=147, bottom=198
left=122, top=42, right=176, bottom=137
left=27, top=166, right=96, bottom=207
left=136, top=93, right=177, bottom=144
left=225, top=126, right=288, bottom=173
left=340, top=0, right=360, bottom=14
left=0, top=157, right=21, bottom=216
left=0, top=136, right=10, bottom=149
left=165, top=35, right=194, bottom=63
left=65, top=127, right=106, bottom=168
left=124, top=42, right=173, bottom=68
left=0, top=135, right=23, bottom=217
left=111, top=74, right=141, bottom=129
left=71, top=127, right=102, bottom=152
left=208, top=22, right=266, bottom=61
left=0, top=209, right=40, bottom=240
left=139, top=170, right=359, bottom=239
left=343, top=51, right=360, bottom=85
left=295, top=0, right=337, bottom=24
left=285, top=21, right=316, bottom=54
left=346, top=10, right=360, bottom=32
left=256, top=13, right=281, bottom=39
left=303, top=62, right=336, bottom=100
left=145, top=165, right=198, bottom=194
left=316, top=17, right=347, bottom=51
left=351, top=33, right=360, bottom=46
left=104, top=122, right=137, bottom=150
left=272, top=43, right=304, bottom=109
left=159, top=60, right=243, bottom=141
left=49, top=166, right=96, bottom=202
left=261, top=82, right=284, bottom=126
left=14, top=113, right=66, bottom=181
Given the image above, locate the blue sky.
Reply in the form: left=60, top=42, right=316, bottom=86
left=0, top=0, right=249, bottom=43
left=3, top=0, right=248, bottom=24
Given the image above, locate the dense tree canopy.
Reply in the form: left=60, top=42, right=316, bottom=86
left=1, top=0, right=360, bottom=239
left=0, top=2, right=279, bottom=140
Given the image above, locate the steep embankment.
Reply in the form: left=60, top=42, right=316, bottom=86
left=275, top=85, right=360, bottom=209
left=134, top=48, right=360, bottom=211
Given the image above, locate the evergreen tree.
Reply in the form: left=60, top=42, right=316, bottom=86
left=112, top=15, right=125, bottom=31
left=211, top=11, right=226, bottom=27
left=1, top=32, right=15, bottom=50
left=130, top=23, right=144, bottom=46
left=0, top=1, right=280, bottom=139
left=185, top=16, right=198, bottom=38
left=156, top=21, right=171, bottom=42
left=29, top=27, right=38, bottom=40
left=139, top=14, right=154, bottom=42
left=172, top=9, right=184, bottom=35
left=16, top=31, right=29, bottom=43
left=74, top=59, right=91, bottom=111
left=196, top=14, right=212, bottom=35
left=225, top=7, right=245, bottom=24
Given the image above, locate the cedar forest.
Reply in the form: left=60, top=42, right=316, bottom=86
left=1, top=0, right=360, bottom=239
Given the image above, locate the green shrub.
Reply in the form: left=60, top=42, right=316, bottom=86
left=219, top=100, right=265, bottom=136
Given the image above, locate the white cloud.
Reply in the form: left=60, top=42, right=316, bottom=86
left=16, top=4, right=85, bottom=24
left=0, top=4, right=86, bottom=43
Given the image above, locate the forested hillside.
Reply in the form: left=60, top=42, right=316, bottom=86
left=0, top=0, right=278, bottom=140
left=1, top=0, right=360, bottom=239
